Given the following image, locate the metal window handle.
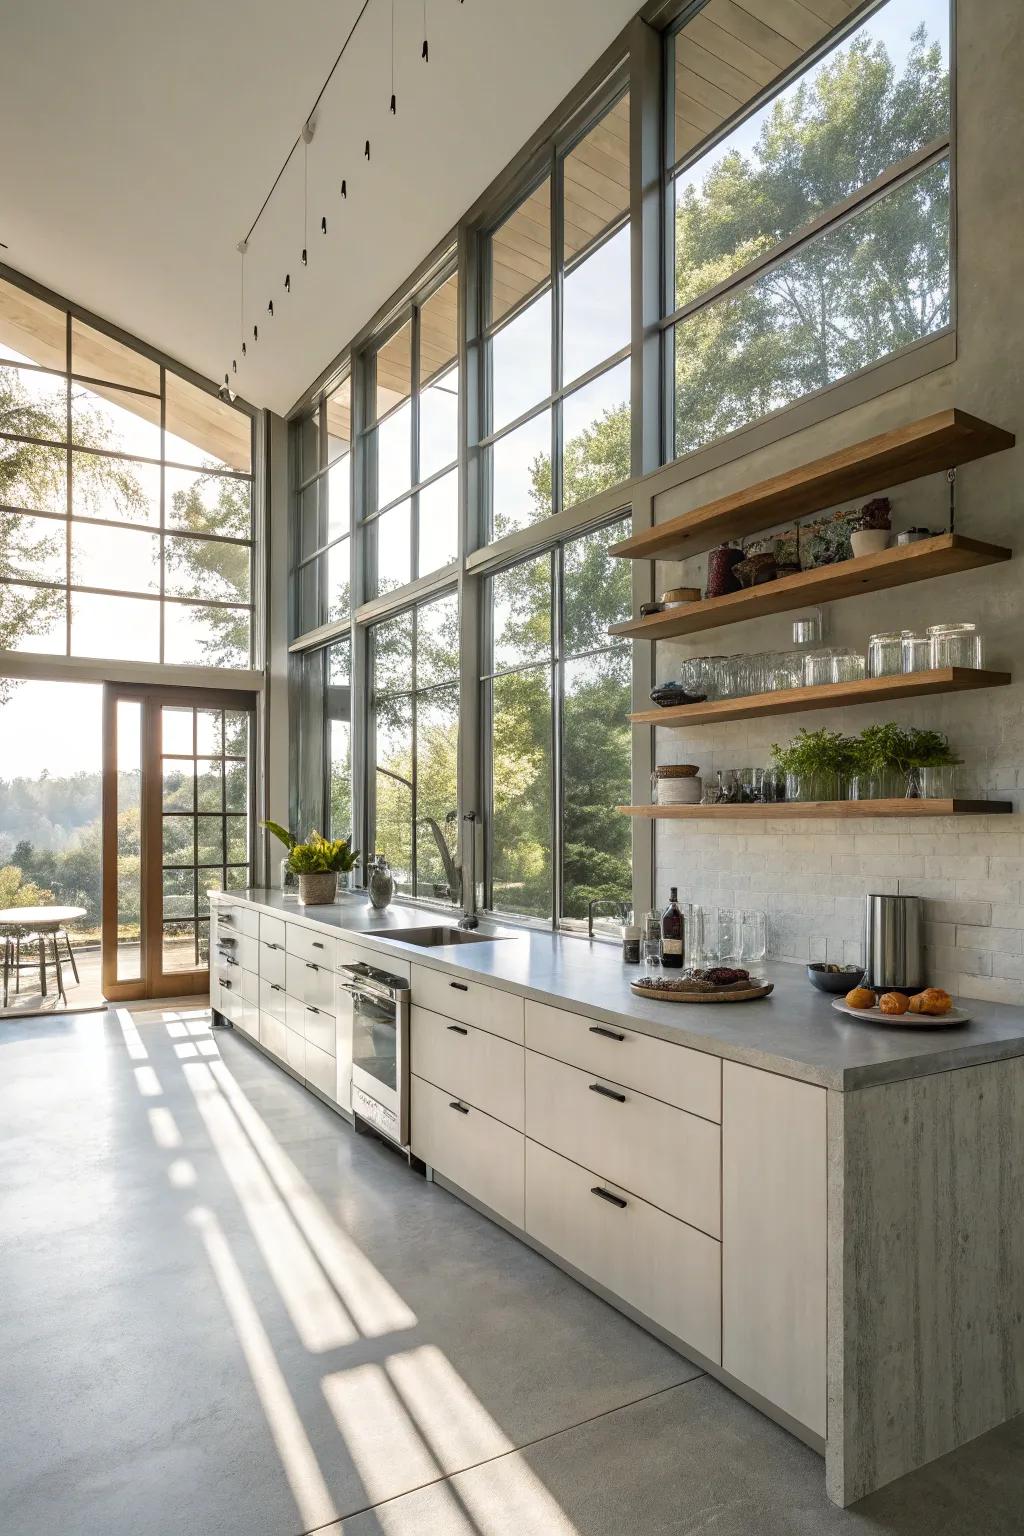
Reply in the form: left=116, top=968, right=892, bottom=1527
left=589, top=1082, right=626, bottom=1103
left=591, top=1186, right=627, bottom=1209
left=589, top=1025, right=625, bottom=1042
left=447, top=1024, right=468, bottom=1035
left=449, top=1101, right=470, bottom=1114
left=450, top=981, right=468, bottom=992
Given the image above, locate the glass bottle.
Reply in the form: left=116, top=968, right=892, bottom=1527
left=660, top=887, right=685, bottom=969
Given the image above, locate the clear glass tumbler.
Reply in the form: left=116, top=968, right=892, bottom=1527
left=901, top=631, right=930, bottom=673
left=716, top=909, right=741, bottom=964
left=831, top=649, right=866, bottom=683
left=868, top=631, right=904, bottom=677
left=803, top=648, right=836, bottom=687
left=927, top=623, right=983, bottom=669
left=740, top=909, right=767, bottom=963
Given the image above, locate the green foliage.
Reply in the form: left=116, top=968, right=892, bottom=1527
left=854, top=723, right=960, bottom=774
left=770, top=728, right=859, bottom=778
left=0, top=863, right=54, bottom=910
left=261, top=820, right=297, bottom=851
left=288, top=830, right=360, bottom=875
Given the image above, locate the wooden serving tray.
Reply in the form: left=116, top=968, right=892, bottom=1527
left=831, top=997, right=969, bottom=1027
left=631, top=980, right=774, bottom=1004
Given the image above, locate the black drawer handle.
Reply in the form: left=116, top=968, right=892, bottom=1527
left=447, top=1024, right=468, bottom=1035
left=449, top=1100, right=469, bottom=1114
left=591, top=1186, right=627, bottom=1209
left=589, top=1082, right=626, bottom=1103
left=312, top=941, right=324, bottom=950
left=589, top=1024, right=625, bottom=1042
left=449, top=981, right=468, bottom=992
left=221, top=979, right=233, bottom=990
left=269, top=983, right=284, bottom=993
left=308, top=1005, right=320, bottom=1016
left=306, top=961, right=319, bottom=971
left=220, top=914, right=235, bottom=924
left=265, top=941, right=281, bottom=951
left=219, top=935, right=237, bottom=946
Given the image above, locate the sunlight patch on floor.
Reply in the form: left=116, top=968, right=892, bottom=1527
left=133, top=1065, right=163, bottom=1097
left=115, top=1007, right=149, bottom=1060
left=147, top=1106, right=182, bottom=1149
left=322, top=1363, right=441, bottom=1506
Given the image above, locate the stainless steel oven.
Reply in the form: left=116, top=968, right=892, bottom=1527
left=341, top=961, right=412, bottom=1148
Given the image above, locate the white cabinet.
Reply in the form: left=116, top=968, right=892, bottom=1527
left=259, top=913, right=287, bottom=949
left=411, top=964, right=524, bottom=1044
left=259, top=940, right=286, bottom=988
left=286, top=923, right=336, bottom=968
left=259, top=976, right=288, bottom=1024
left=525, top=1049, right=721, bottom=1239
left=721, top=1061, right=827, bottom=1438
left=411, top=1074, right=524, bottom=1228
left=410, top=1005, right=524, bottom=1130
left=525, top=1138, right=721, bottom=1364
left=285, top=952, right=334, bottom=1011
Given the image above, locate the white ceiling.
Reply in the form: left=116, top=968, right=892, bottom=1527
left=0, top=0, right=638, bottom=417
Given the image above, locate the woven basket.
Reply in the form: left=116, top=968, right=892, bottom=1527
left=298, top=871, right=338, bottom=905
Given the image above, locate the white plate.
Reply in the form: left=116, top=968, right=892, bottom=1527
left=831, top=997, right=970, bottom=1027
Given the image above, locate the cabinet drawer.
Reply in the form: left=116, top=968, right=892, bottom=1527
left=411, top=1075, right=524, bottom=1228
left=240, top=967, right=259, bottom=1006
left=525, top=1051, right=720, bottom=1239
left=287, top=923, right=336, bottom=968
left=411, top=965, right=524, bottom=1044
left=411, top=1006, right=524, bottom=1130
left=286, top=953, right=335, bottom=1011
left=216, top=931, right=258, bottom=974
left=260, top=1011, right=287, bottom=1060
left=525, top=1000, right=720, bottom=1123
left=259, top=913, right=287, bottom=949
left=216, top=901, right=259, bottom=940
left=235, top=1000, right=259, bottom=1041
left=284, top=1025, right=306, bottom=1077
left=303, top=1003, right=336, bottom=1056
left=260, top=939, right=287, bottom=988
left=213, top=975, right=242, bottom=1023
left=259, top=976, right=288, bottom=1024
left=304, top=1039, right=337, bottom=1100
left=525, top=1138, right=721, bottom=1364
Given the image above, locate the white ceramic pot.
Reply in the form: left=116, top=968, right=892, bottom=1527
left=850, top=529, right=890, bottom=558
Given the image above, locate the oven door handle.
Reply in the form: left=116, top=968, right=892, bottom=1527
left=340, top=981, right=395, bottom=1007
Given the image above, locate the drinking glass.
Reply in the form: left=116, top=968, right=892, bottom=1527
left=716, top=908, right=741, bottom=964
left=803, top=648, right=836, bottom=687
left=919, top=764, right=960, bottom=798
left=641, top=910, right=662, bottom=972
left=868, top=631, right=904, bottom=677
left=901, top=631, right=930, bottom=673
left=928, top=623, right=983, bottom=669
left=685, top=904, right=706, bottom=966
left=740, top=909, right=767, bottom=963
left=831, top=649, right=866, bottom=683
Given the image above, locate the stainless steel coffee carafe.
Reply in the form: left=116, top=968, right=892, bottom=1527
left=864, top=894, right=924, bottom=992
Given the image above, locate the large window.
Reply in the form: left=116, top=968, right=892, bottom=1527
left=483, top=517, right=632, bottom=928
left=0, top=275, right=255, bottom=665
left=293, top=375, right=351, bottom=639
left=482, top=88, right=632, bottom=541
left=666, top=0, right=951, bottom=456
left=368, top=591, right=459, bottom=899
left=362, top=269, right=459, bottom=598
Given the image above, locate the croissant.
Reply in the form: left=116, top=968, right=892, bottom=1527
left=845, top=986, right=876, bottom=1010
left=879, top=992, right=910, bottom=1015
left=912, top=987, right=953, bottom=1017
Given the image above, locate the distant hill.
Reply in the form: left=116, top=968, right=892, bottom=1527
left=0, top=771, right=103, bottom=857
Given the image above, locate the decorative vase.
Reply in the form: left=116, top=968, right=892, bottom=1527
left=850, top=528, right=890, bottom=558
left=367, top=856, right=395, bottom=911
left=279, top=855, right=299, bottom=901
left=297, top=870, right=338, bottom=905
left=704, top=544, right=744, bottom=598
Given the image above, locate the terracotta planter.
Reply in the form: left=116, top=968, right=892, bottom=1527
left=297, top=870, right=338, bottom=905
left=850, top=528, right=890, bottom=558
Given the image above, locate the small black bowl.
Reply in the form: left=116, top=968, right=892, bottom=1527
left=807, top=962, right=865, bottom=994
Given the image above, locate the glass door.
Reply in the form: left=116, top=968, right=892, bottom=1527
left=102, top=685, right=255, bottom=1000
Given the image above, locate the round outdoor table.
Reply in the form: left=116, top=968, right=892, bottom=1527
left=0, top=906, right=86, bottom=1004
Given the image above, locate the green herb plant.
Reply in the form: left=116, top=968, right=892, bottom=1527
left=853, top=724, right=960, bottom=776
left=287, top=830, right=360, bottom=875
left=770, top=728, right=860, bottom=778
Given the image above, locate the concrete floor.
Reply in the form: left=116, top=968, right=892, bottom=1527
left=1, top=1009, right=1021, bottom=1536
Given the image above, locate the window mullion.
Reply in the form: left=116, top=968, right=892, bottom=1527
left=551, top=543, right=564, bottom=932
left=550, top=143, right=563, bottom=521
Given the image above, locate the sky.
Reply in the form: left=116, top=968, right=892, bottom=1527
left=0, top=679, right=103, bottom=780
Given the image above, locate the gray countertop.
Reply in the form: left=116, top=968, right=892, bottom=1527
left=222, top=890, right=1024, bottom=1092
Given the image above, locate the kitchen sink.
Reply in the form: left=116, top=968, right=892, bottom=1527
left=369, top=925, right=504, bottom=947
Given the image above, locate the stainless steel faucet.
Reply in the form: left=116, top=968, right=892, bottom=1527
left=414, top=811, right=479, bottom=929
left=416, top=816, right=462, bottom=904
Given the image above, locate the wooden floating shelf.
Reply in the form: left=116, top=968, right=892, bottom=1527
left=619, top=800, right=1013, bottom=820
left=610, top=409, right=1015, bottom=563
left=630, top=668, right=1012, bottom=727
left=608, top=535, right=1011, bottom=642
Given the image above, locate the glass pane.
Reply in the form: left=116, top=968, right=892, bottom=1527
left=417, top=469, right=458, bottom=577
left=164, top=535, right=250, bottom=603
left=672, top=0, right=950, bottom=306
left=224, top=710, right=249, bottom=757
left=489, top=409, right=551, bottom=539
left=0, top=365, right=67, bottom=438
left=375, top=320, right=412, bottom=422
left=0, top=439, right=66, bottom=514
left=372, top=609, right=413, bottom=694
left=374, top=498, right=411, bottom=596
left=299, top=478, right=323, bottom=560
left=225, top=867, right=249, bottom=892
left=0, top=277, right=66, bottom=367
left=329, top=718, right=351, bottom=842
left=415, top=685, right=459, bottom=900
left=563, top=225, right=630, bottom=385
left=327, top=537, right=350, bottom=623
left=163, top=762, right=194, bottom=812
left=328, top=636, right=350, bottom=686
left=163, top=919, right=197, bottom=973
left=563, top=93, right=630, bottom=263
left=226, top=815, right=248, bottom=865
left=416, top=591, right=460, bottom=689
left=165, top=467, right=251, bottom=538
left=489, top=178, right=550, bottom=327
left=419, top=365, right=458, bottom=480
left=674, top=157, right=951, bottom=456
left=195, top=710, right=223, bottom=755
left=0, top=584, right=66, bottom=654
left=490, top=668, right=552, bottom=920
left=297, top=559, right=321, bottom=638
left=225, top=758, right=248, bottom=813
left=162, top=706, right=194, bottom=754
left=163, top=815, right=194, bottom=867
left=562, top=650, right=632, bottom=922
left=0, top=511, right=66, bottom=583
left=327, top=454, right=350, bottom=540
left=563, top=517, right=632, bottom=656
left=298, top=410, right=319, bottom=481
left=165, top=371, right=252, bottom=474
left=419, top=272, right=459, bottom=384
left=198, top=918, right=211, bottom=962
left=490, top=291, right=551, bottom=432
left=71, top=592, right=159, bottom=660
left=562, top=359, right=630, bottom=510
left=374, top=694, right=413, bottom=893
left=71, top=319, right=160, bottom=392
left=196, top=760, right=224, bottom=812
left=163, top=867, right=196, bottom=920
left=71, top=381, right=161, bottom=459
left=196, top=816, right=224, bottom=866
left=375, top=401, right=412, bottom=508
left=116, top=698, right=143, bottom=980
left=491, top=554, right=550, bottom=672
left=163, top=603, right=250, bottom=667
left=71, top=521, right=160, bottom=593
left=326, top=378, right=351, bottom=462
left=71, top=451, right=160, bottom=525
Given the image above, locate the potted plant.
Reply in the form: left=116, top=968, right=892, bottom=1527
left=849, top=724, right=961, bottom=799
left=904, top=727, right=962, bottom=799
left=850, top=497, right=892, bottom=558
left=261, top=820, right=300, bottom=897
left=287, top=831, right=360, bottom=905
left=770, top=728, right=858, bottom=802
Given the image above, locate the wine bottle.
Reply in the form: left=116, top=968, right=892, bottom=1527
left=660, top=887, right=684, bottom=969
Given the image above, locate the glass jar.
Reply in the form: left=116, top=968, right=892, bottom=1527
left=928, top=623, right=983, bottom=670
left=831, top=649, right=866, bottom=683
left=740, top=909, right=767, bottom=963
left=785, top=771, right=841, bottom=803
left=847, top=770, right=905, bottom=800
left=867, top=631, right=904, bottom=677
left=803, top=648, right=836, bottom=688
left=901, top=631, right=930, bottom=673
left=766, top=651, right=805, bottom=691
left=919, top=764, right=960, bottom=799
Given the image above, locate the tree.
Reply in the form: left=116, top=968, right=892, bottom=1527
left=163, top=472, right=252, bottom=666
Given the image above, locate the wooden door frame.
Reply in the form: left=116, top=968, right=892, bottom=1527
left=102, top=682, right=256, bottom=1002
